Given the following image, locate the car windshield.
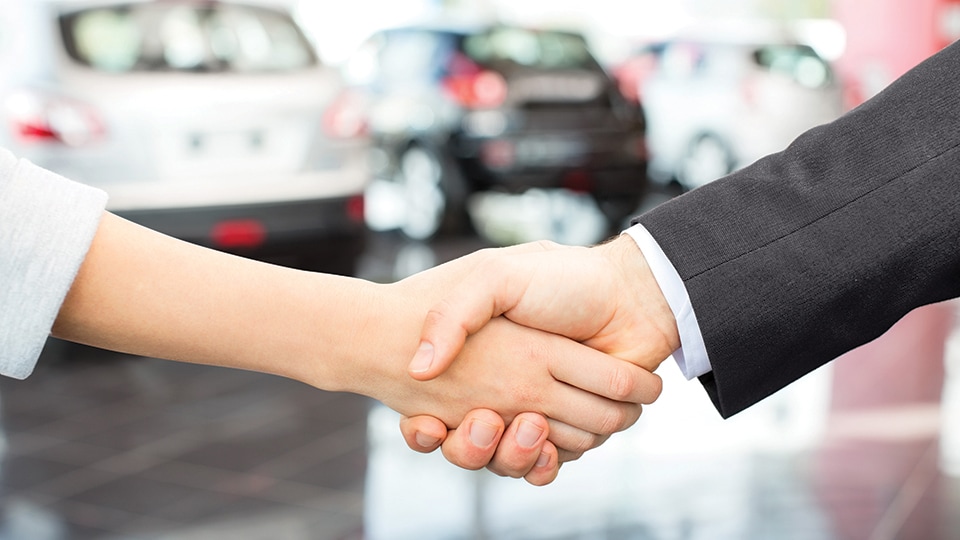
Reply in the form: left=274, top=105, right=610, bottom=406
left=463, top=28, right=595, bottom=70
left=59, top=3, right=317, bottom=73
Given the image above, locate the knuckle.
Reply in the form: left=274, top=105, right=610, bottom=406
left=567, top=431, right=601, bottom=455
left=558, top=449, right=585, bottom=463
left=422, top=302, right=452, bottom=328
left=596, top=406, right=630, bottom=436
left=608, top=364, right=638, bottom=401
left=645, top=374, right=664, bottom=404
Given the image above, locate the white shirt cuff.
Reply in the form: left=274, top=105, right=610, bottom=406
left=622, top=223, right=712, bottom=379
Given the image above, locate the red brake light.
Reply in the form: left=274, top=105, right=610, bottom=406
left=442, top=53, right=507, bottom=109
left=211, top=220, right=266, bottom=249
left=6, top=91, right=104, bottom=146
left=346, top=194, right=365, bottom=223
left=443, top=71, right=508, bottom=109
left=323, top=91, right=367, bottom=139
left=563, top=169, right=593, bottom=193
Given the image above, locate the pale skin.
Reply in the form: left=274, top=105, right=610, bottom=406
left=52, top=212, right=664, bottom=485
left=398, top=234, right=681, bottom=482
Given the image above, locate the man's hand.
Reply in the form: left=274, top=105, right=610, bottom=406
left=398, top=235, right=681, bottom=483
left=408, top=235, right=679, bottom=379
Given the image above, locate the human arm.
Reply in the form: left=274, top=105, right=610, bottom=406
left=0, top=149, right=106, bottom=379
left=402, top=39, right=960, bottom=473
left=638, top=38, right=960, bottom=417
left=52, top=212, right=662, bottom=473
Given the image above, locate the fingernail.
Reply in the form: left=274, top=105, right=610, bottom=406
left=469, top=419, right=498, bottom=447
left=409, top=342, right=434, bottom=373
left=415, top=432, right=440, bottom=448
left=535, top=452, right=550, bottom=469
left=515, top=419, right=544, bottom=448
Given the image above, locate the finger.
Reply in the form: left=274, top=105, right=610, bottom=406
left=546, top=418, right=609, bottom=457
left=484, top=413, right=551, bottom=479
left=399, top=415, right=449, bottom=453
left=439, top=409, right=506, bottom=470
left=557, top=448, right=583, bottom=463
left=409, top=259, right=529, bottom=381
left=523, top=440, right=561, bottom=486
left=549, top=348, right=664, bottom=405
left=541, top=381, right=644, bottom=436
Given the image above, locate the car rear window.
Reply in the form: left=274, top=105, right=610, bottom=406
left=59, top=3, right=317, bottom=73
left=754, top=45, right=832, bottom=88
left=463, top=28, right=596, bottom=70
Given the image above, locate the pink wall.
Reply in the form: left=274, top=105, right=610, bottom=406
left=832, top=0, right=960, bottom=108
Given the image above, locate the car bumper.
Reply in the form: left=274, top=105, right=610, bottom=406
left=452, top=131, right=648, bottom=196
left=116, top=196, right=367, bottom=272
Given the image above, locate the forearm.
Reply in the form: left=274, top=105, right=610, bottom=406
left=52, top=212, right=389, bottom=391
left=53, top=214, right=652, bottom=440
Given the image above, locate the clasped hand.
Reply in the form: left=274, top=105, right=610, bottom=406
left=392, top=235, right=680, bottom=485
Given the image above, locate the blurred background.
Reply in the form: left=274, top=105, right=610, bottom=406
left=2, top=0, right=960, bottom=538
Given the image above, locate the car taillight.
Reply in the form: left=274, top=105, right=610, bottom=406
left=346, top=194, right=365, bottom=223
left=563, top=169, right=593, bottom=193
left=211, top=219, right=266, bottom=249
left=442, top=52, right=508, bottom=109
left=443, top=71, right=508, bottom=109
left=323, top=91, right=367, bottom=139
left=5, top=91, right=104, bottom=146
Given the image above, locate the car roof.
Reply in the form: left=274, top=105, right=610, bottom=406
left=38, top=0, right=295, bottom=14
left=378, top=21, right=585, bottom=39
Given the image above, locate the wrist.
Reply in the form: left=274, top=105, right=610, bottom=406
left=597, top=234, right=680, bottom=369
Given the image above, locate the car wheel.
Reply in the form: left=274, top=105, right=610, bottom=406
left=596, top=193, right=642, bottom=231
left=677, top=135, right=734, bottom=191
left=396, top=146, right=447, bottom=241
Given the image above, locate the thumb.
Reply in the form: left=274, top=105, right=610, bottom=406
left=407, top=261, right=529, bottom=381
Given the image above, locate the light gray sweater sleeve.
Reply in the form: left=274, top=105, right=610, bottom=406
left=0, top=148, right=107, bottom=378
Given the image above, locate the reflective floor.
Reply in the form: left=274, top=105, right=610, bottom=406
left=1, top=230, right=958, bottom=539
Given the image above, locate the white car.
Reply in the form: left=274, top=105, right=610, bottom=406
left=640, top=39, right=844, bottom=191
left=0, top=0, right=370, bottom=273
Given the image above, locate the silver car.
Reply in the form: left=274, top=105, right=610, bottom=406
left=640, top=38, right=844, bottom=191
left=0, top=0, right=370, bottom=273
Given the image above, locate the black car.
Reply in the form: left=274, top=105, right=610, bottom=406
left=346, top=23, right=649, bottom=240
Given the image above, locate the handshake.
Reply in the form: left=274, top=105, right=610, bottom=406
left=374, top=234, right=680, bottom=486
left=51, top=213, right=681, bottom=488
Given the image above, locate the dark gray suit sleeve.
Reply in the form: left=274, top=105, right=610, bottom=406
left=636, top=40, right=960, bottom=418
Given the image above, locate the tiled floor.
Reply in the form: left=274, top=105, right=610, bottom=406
left=0, top=346, right=370, bottom=539
left=1, top=233, right=958, bottom=539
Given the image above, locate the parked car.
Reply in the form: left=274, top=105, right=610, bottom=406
left=639, top=39, right=843, bottom=191
left=0, top=0, right=370, bottom=274
left=344, top=23, right=648, bottom=240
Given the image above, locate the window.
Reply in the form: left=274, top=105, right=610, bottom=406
left=60, top=3, right=316, bottom=73
left=463, top=28, right=594, bottom=70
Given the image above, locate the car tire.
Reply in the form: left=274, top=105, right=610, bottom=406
left=396, top=145, right=446, bottom=241
left=677, top=134, right=735, bottom=191
left=394, top=145, right=467, bottom=241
